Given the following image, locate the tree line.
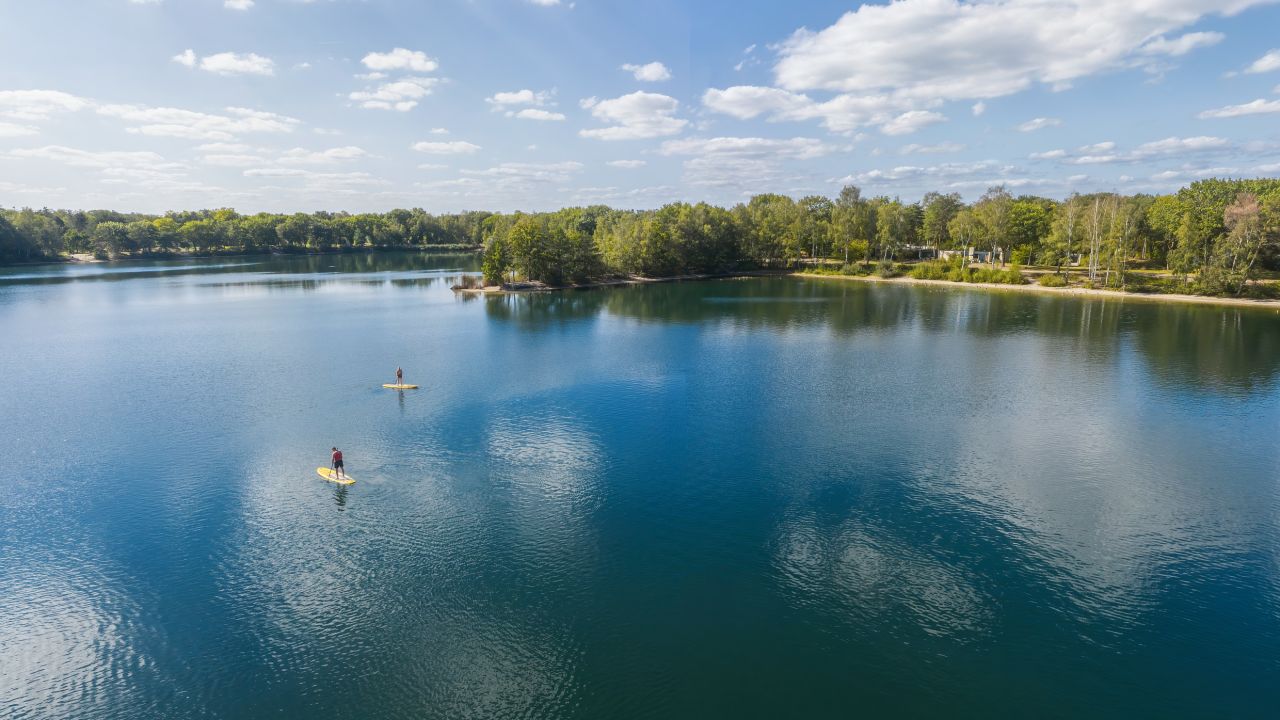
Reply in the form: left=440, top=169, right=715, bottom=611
left=0, top=207, right=493, bottom=264
left=4, top=177, right=1279, bottom=296
left=478, top=178, right=1280, bottom=296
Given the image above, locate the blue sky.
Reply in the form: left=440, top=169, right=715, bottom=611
left=2, top=0, right=1280, bottom=213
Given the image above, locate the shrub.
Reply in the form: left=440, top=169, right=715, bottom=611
left=1037, top=273, right=1069, bottom=287
left=908, top=260, right=948, bottom=280
left=453, top=274, right=484, bottom=290
left=876, top=260, right=901, bottom=278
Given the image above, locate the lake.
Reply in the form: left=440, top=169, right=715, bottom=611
left=2, top=253, right=1278, bottom=719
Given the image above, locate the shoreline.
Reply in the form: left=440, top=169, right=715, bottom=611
left=454, top=269, right=791, bottom=294
left=793, top=272, right=1280, bottom=311
left=6, top=245, right=482, bottom=268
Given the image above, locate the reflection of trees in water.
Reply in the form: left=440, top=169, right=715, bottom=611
left=0, top=251, right=479, bottom=287
left=261, top=251, right=479, bottom=275
left=1129, top=304, right=1280, bottom=394
left=484, top=278, right=1280, bottom=392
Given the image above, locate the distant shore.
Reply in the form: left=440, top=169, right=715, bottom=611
left=793, top=272, right=1280, bottom=311
left=3, top=245, right=482, bottom=268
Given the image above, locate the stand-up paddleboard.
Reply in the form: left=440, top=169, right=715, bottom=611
left=383, top=384, right=419, bottom=390
left=317, top=467, right=355, bottom=485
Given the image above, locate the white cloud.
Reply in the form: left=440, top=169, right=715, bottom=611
left=1245, top=49, right=1280, bottom=74
left=773, top=0, right=1267, bottom=99
left=621, top=62, right=671, bottom=82
left=199, top=51, right=275, bottom=76
left=350, top=77, right=438, bottom=111
left=361, top=48, right=438, bottom=73
left=702, top=84, right=930, bottom=135
left=429, top=127, right=449, bottom=135
left=1133, top=135, right=1229, bottom=155
left=1017, top=117, right=1062, bottom=132
left=660, top=136, right=839, bottom=161
left=174, top=50, right=274, bottom=76
left=971, top=102, right=986, bottom=116
left=278, top=146, right=368, bottom=164
left=1198, top=98, right=1280, bottom=118
left=486, top=90, right=566, bottom=123
left=201, top=153, right=265, bottom=167
left=580, top=91, right=687, bottom=140
left=8, top=145, right=174, bottom=170
left=1139, top=32, right=1224, bottom=57
left=224, top=0, right=254, bottom=9
left=900, top=142, right=965, bottom=155
left=95, top=104, right=300, bottom=140
left=242, top=168, right=387, bottom=192
left=513, top=108, right=565, bottom=121
left=607, top=160, right=647, bottom=168
left=880, top=110, right=946, bottom=135
left=0, top=121, right=38, bottom=137
left=1031, top=135, right=1233, bottom=165
left=196, top=142, right=252, bottom=153
left=659, top=136, right=837, bottom=190
left=411, top=140, right=482, bottom=154
left=526, top=0, right=561, bottom=6
left=0, top=90, right=91, bottom=120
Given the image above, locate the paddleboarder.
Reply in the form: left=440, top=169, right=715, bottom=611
left=395, top=366, right=404, bottom=387
left=330, top=447, right=345, bottom=481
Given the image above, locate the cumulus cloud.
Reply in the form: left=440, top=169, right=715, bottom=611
left=9, top=145, right=175, bottom=170
left=278, top=146, right=368, bottom=165
left=349, top=77, right=438, bottom=111
left=411, top=140, right=482, bottom=154
left=580, top=92, right=687, bottom=140
left=1198, top=98, right=1280, bottom=118
left=95, top=104, right=300, bottom=140
left=660, top=136, right=842, bottom=190
left=607, top=160, right=647, bottom=168
left=1030, top=135, right=1233, bottom=165
left=702, top=1, right=1261, bottom=136
left=173, top=50, right=275, bottom=76
left=1017, top=117, right=1062, bottom=132
left=774, top=0, right=1262, bottom=98
left=351, top=49, right=441, bottom=111
left=622, top=62, right=672, bottom=82
left=1139, top=32, right=1223, bottom=57
left=486, top=89, right=552, bottom=106
left=901, top=142, right=965, bottom=155
left=1245, top=49, right=1280, bottom=74
left=881, top=110, right=947, bottom=135
left=513, top=108, right=566, bottom=121
left=0, top=90, right=91, bottom=121
left=702, top=85, right=953, bottom=135
left=361, top=48, right=438, bottom=73
left=225, top=0, right=254, bottom=9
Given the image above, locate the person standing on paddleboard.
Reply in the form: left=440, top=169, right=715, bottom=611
left=331, top=447, right=345, bottom=481
left=395, top=366, right=403, bottom=387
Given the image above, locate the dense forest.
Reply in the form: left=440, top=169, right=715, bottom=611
left=3, top=177, right=1279, bottom=296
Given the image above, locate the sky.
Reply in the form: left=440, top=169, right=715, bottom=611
left=1, top=0, right=1280, bottom=214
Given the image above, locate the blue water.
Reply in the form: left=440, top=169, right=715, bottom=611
left=2, top=254, right=1279, bottom=718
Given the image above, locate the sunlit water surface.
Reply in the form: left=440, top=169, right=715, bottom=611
left=2, top=254, right=1279, bottom=718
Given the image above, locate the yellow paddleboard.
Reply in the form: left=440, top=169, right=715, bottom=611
left=317, top=467, right=355, bottom=485
left=383, top=384, right=419, bottom=390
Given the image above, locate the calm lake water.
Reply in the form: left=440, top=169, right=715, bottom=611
left=2, top=253, right=1279, bottom=719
